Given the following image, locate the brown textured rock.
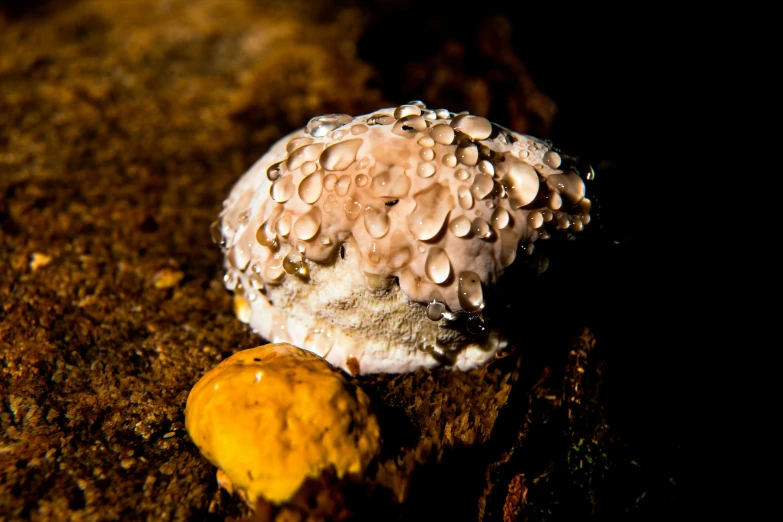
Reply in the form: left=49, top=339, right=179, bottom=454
left=0, top=1, right=681, bottom=521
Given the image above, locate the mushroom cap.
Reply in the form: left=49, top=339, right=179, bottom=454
left=215, top=102, right=591, bottom=373
left=184, top=343, right=380, bottom=504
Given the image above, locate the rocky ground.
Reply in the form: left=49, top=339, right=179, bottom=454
left=1, top=1, right=692, bottom=520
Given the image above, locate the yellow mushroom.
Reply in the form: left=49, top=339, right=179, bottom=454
left=185, top=343, right=380, bottom=504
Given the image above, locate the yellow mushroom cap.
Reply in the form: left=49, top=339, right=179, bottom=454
left=185, top=343, right=380, bottom=504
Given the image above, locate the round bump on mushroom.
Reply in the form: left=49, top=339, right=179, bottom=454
left=216, top=103, right=593, bottom=373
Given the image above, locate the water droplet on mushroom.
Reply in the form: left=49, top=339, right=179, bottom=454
left=528, top=210, right=544, bottom=229
left=419, top=148, right=435, bottom=162
left=301, top=161, right=317, bottom=176
left=351, top=123, right=368, bottom=135
left=286, top=137, right=314, bottom=153
left=324, top=173, right=337, bottom=191
left=283, top=251, right=304, bottom=274
left=435, top=109, right=451, bottom=119
left=478, top=145, right=494, bottom=161
left=287, top=143, right=323, bottom=171
left=451, top=114, right=492, bottom=140
left=466, top=315, right=486, bottom=334
left=331, top=129, right=348, bottom=141
left=335, top=175, right=352, bottom=196
left=543, top=150, right=562, bottom=169
left=228, top=243, right=252, bottom=271
left=355, top=174, right=368, bottom=187
left=425, top=247, right=451, bottom=284
left=427, top=300, right=446, bottom=321
left=430, top=123, right=455, bottom=145
left=264, top=258, right=284, bottom=281
left=392, top=115, right=427, bottom=137
left=456, top=143, right=478, bottom=166
left=306, top=114, right=353, bottom=137
left=433, top=155, right=451, bottom=172
left=368, top=246, right=381, bottom=264
left=477, top=160, right=495, bottom=177
left=417, top=162, right=436, bottom=178
left=303, top=328, right=334, bottom=357
left=454, top=169, right=469, bottom=181
left=364, top=206, right=390, bottom=238
left=547, top=191, right=562, bottom=210
left=449, top=216, right=471, bottom=237
left=267, top=161, right=284, bottom=181
left=254, top=227, right=276, bottom=251
left=547, top=171, right=585, bottom=205
left=344, top=198, right=362, bottom=220
left=320, top=139, right=363, bottom=171
left=491, top=208, right=510, bottom=229
left=394, top=104, right=422, bottom=119
left=407, top=183, right=454, bottom=240
left=518, top=150, right=530, bottom=159
left=298, top=171, right=324, bottom=204
left=416, top=332, right=436, bottom=353
left=485, top=200, right=495, bottom=209
left=256, top=207, right=283, bottom=247
left=210, top=220, right=225, bottom=245
left=457, top=185, right=473, bottom=209
left=270, top=176, right=295, bottom=203
left=472, top=218, right=491, bottom=239
left=418, top=136, right=435, bottom=147
left=275, top=213, right=292, bottom=237
left=503, top=158, right=539, bottom=208
left=368, top=113, right=395, bottom=125
left=248, top=273, right=265, bottom=292
left=458, top=271, right=484, bottom=313
left=471, top=173, right=494, bottom=200
left=293, top=208, right=321, bottom=240
left=499, top=228, right=518, bottom=268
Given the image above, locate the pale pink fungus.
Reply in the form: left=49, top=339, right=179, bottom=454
left=213, top=102, right=592, bottom=374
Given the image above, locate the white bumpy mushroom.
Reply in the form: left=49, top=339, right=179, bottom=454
left=213, top=102, right=592, bottom=374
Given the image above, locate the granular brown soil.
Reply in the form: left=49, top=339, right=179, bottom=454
left=1, top=1, right=688, bottom=520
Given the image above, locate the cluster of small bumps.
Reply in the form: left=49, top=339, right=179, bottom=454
left=214, top=101, right=591, bottom=373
